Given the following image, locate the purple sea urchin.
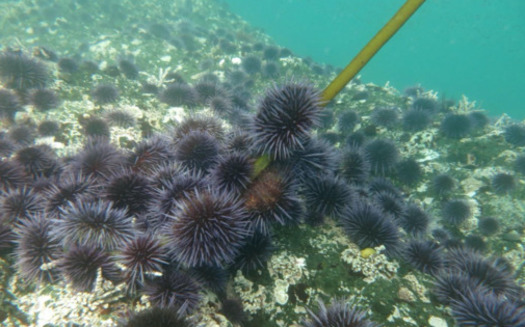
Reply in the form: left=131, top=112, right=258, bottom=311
left=340, top=146, right=370, bottom=185
left=30, top=89, right=60, bottom=112
left=210, top=153, right=253, bottom=196
left=442, top=199, right=471, bottom=225
left=105, top=171, right=154, bottom=216
left=0, top=51, right=48, bottom=90
left=174, top=130, right=220, bottom=173
left=251, top=83, right=322, bottom=160
left=159, top=83, right=198, bottom=107
left=144, top=270, right=201, bottom=315
left=14, top=144, right=59, bottom=178
left=166, top=189, right=250, bottom=267
left=363, top=139, right=399, bottom=175
left=399, top=204, right=430, bottom=236
left=59, top=245, right=116, bottom=292
left=43, top=173, right=99, bottom=218
left=91, top=84, right=120, bottom=105
left=451, top=289, right=525, bottom=327
left=118, top=234, right=167, bottom=293
left=124, top=307, right=192, bottom=327
left=301, top=298, right=379, bottom=327
left=54, top=200, right=134, bottom=250
left=302, top=174, right=354, bottom=220
left=491, top=172, right=516, bottom=194
left=440, top=114, right=472, bottom=139
left=341, top=203, right=400, bottom=256
left=15, top=213, right=61, bottom=283
left=0, top=88, right=22, bottom=121
left=232, top=232, right=274, bottom=274
left=403, top=240, right=443, bottom=275
left=0, top=187, right=44, bottom=223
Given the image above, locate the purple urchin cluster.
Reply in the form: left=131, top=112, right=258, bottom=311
left=1, top=29, right=524, bottom=326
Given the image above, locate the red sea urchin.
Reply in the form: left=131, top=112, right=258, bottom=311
left=244, top=169, right=303, bottom=234
left=250, top=82, right=322, bottom=160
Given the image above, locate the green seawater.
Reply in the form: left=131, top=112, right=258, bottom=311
left=224, top=0, right=525, bottom=120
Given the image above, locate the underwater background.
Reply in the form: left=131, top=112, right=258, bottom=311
left=0, top=0, right=524, bottom=326
left=225, top=0, right=525, bottom=120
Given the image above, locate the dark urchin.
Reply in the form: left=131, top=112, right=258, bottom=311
left=399, top=204, right=430, bottom=236
left=127, top=135, right=175, bottom=173
left=53, top=200, right=134, bottom=250
left=403, top=240, right=443, bottom=276
left=143, top=269, right=201, bottom=316
left=30, top=89, right=60, bottom=112
left=371, top=107, right=399, bottom=128
left=0, top=88, right=22, bottom=121
left=43, top=173, right=99, bottom=218
left=341, top=203, right=400, bottom=256
left=302, top=174, right=354, bottom=220
left=339, top=146, right=370, bottom=185
left=431, top=174, right=456, bottom=196
left=491, top=172, right=516, bottom=194
left=341, top=203, right=400, bottom=254
left=159, top=83, right=198, bottom=108
left=232, top=232, right=274, bottom=274
left=15, top=213, right=61, bottom=284
left=174, top=130, right=221, bottom=173
left=504, top=124, right=525, bottom=146
left=0, top=187, right=44, bottom=223
left=250, top=83, right=322, bottom=160
left=395, top=158, right=423, bottom=186
left=124, top=307, right=192, bottom=327
left=451, top=289, right=525, bottom=327
left=91, top=84, right=120, bottom=105
left=166, top=189, right=250, bottom=268
left=301, top=298, right=379, bottom=327
left=210, top=153, right=253, bottom=196
left=59, top=245, right=116, bottom=292
left=402, top=109, right=431, bottom=132
left=0, top=51, right=48, bottom=90
left=117, top=234, right=167, bottom=293
left=363, top=139, right=399, bottom=175
left=442, top=199, right=471, bottom=225
left=440, top=114, right=472, bottom=139
left=105, top=171, right=154, bottom=216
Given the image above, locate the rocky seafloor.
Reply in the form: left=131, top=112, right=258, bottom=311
left=0, top=0, right=524, bottom=326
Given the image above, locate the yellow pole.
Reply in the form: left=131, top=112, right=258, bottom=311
left=321, top=0, right=426, bottom=103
